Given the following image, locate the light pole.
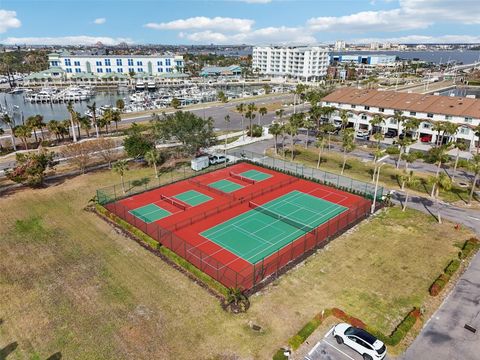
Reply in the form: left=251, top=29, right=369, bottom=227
left=371, top=155, right=389, bottom=213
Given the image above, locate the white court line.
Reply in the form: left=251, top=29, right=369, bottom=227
left=323, top=340, right=356, bottom=360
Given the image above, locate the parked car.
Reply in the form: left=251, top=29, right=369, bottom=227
left=333, top=323, right=387, bottom=360
left=399, top=131, right=415, bottom=140
left=384, top=129, right=398, bottom=138
left=420, top=134, right=432, bottom=143
left=209, top=154, right=229, bottom=165
left=355, top=129, right=370, bottom=140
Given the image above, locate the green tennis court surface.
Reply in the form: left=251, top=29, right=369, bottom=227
left=201, top=190, right=347, bottom=264
left=239, top=169, right=272, bottom=182
left=129, top=203, right=171, bottom=223
left=174, top=190, right=212, bottom=206
left=208, top=179, right=244, bottom=193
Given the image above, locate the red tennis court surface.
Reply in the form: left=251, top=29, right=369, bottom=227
left=104, top=162, right=371, bottom=290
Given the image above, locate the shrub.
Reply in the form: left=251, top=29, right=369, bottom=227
left=429, top=273, right=449, bottom=296
left=273, top=349, right=288, bottom=360
left=288, top=335, right=304, bottom=350
left=385, top=308, right=420, bottom=346
left=460, top=238, right=479, bottom=259
left=444, top=259, right=461, bottom=276
left=332, top=307, right=346, bottom=318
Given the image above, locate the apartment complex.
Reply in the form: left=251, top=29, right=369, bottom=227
left=330, top=54, right=396, bottom=66
left=252, top=46, right=329, bottom=81
left=322, top=88, right=480, bottom=150
left=47, top=52, right=184, bottom=78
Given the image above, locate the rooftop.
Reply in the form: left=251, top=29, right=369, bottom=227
left=322, top=87, right=480, bottom=118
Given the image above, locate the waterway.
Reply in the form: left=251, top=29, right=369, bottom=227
left=331, top=50, right=480, bottom=64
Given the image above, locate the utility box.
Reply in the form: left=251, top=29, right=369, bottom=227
left=191, top=156, right=209, bottom=171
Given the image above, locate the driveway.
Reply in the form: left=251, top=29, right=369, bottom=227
left=305, top=327, right=391, bottom=360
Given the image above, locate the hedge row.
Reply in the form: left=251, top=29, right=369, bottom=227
left=430, top=238, right=479, bottom=296
left=95, top=204, right=229, bottom=297
left=273, top=307, right=421, bottom=359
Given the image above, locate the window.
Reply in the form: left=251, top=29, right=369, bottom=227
left=117, top=68, right=123, bottom=73
left=465, top=117, right=473, bottom=124
left=166, top=68, right=172, bottom=73
left=64, top=59, right=71, bottom=66
left=445, top=115, right=452, bottom=120
left=51, top=61, right=59, bottom=67
left=97, top=68, right=103, bottom=73
left=66, top=68, right=72, bottom=73
left=128, top=59, right=134, bottom=66
left=157, top=60, right=163, bottom=66
left=105, top=59, right=111, bottom=66
left=390, top=119, right=397, bottom=125
left=351, top=104, right=356, bottom=109
left=364, top=106, right=370, bottom=110
left=75, top=68, right=81, bottom=73
left=116, top=59, right=122, bottom=66
left=137, top=68, right=143, bottom=73
left=96, top=61, right=101, bottom=66
left=427, top=113, right=434, bottom=118
left=176, top=60, right=183, bottom=67
left=379, top=108, right=385, bottom=112
left=136, top=61, right=143, bottom=66
left=106, top=68, right=112, bottom=73
left=410, top=111, right=416, bottom=116
left=128, top=68, right=134, bottom=73
left=361, top=114, right=367, bottom=120
left=165, top=59, right=171, bottom=66
left=459, top=127, right=470, bottom=135
left=74, top=61, right=80, bottom=66
left=422, top=122, right=431, bottom=129
left=157, top=68, right=163, bottom=73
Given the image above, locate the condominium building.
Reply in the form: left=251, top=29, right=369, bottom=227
left=47, top=52, right=184, bottom=78
left=330, top=54, right=396, bottom=66
left=322, top=87, right=480, bottom=150
left=252, top=46, right=329, bottom=81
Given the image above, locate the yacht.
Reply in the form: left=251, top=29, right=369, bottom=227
left=135, top=80, right=145, bottom=91
left=147, top=79, right=156, bottom=91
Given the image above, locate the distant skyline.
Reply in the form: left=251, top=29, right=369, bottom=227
left=2, top=0, right=480, bottom=46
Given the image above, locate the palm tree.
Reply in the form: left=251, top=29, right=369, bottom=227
left=404, top=117, right=421, bottom=140
left=245, top=110, right=256, bottom=137
left=401, top=171, right=420, bottom=211
left=393, top=110, right=406, bottom=142
left=315, top=134, right=327, bottom=168
left=116, top=98, right=125, bottom=112
left=467, top=154, right=480, bottom=204
left=79, top=116, right=92, bottom=138
left=145, top=149, right=160, bottom=178
left=66, top=101, right=78, bottom=142
left=292, top=84, right=305, bottom=114
left=341, top=128, right=356, bottom=175
left=319, top=122, right=336, bottom=151
left=236, top=103, right=246, bottom=141
left=25, top=115, right=44, bottom=143
left=451, top=141, right=468, bottom=182
left=224, top=114, right=230, bottom=162
left=87, top=102, right=100, bottom=138
left=369, top=114, right=384, bottom=136
left=303, top=116, right=315, bottom=148
left=258, top=107, right=267, bottom=126
left=339, top=109, right=349, bottom=131
left=112, top=160, right=129, bottom=193
left=47, top=120, right=60, bottom=141
left=432, top=121, right=445, bottom=146
left=286, top=113, right=303, bottom=160
left=428, top=172, right=452, bottom=223
left=309, top=105, right=322, bottom=130
left=474, top=125, right=480, bottom=154
left=396, top=137, right=414, bottom=169
left=441, top=122, right=458, bottom=145
left=0, top=128, right=4, bottom=151
left=110, top=109, right=121, bottom=132
left=13, top=125, right=31, bottom=149
left=275, top=109, right=285, bottom=124
left=0, top=113, right=17, bottom=150
left=269, top=123, right=283, bottom=155
left=401, top=151, right=421, bottom=173
left=429, top=144, right=451, bottom=197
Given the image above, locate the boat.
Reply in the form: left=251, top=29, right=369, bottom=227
left=147, top=79, right=156, bottom=91
left=135, top=81, right=145, bottom=90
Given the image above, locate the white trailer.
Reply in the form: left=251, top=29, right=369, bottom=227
left=191, top=156, right=210, bottom=171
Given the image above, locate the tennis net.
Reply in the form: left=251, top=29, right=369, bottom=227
left=249, top=201, right=314, bottom=233
left=161, top=195, right=188, bottom=211
left=230, top=171, right=255, bottom=184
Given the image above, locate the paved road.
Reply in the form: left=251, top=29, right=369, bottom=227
left=399, top=252, right=480, bottom=360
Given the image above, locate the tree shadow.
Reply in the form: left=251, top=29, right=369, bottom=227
left=0, top=341, right=18, bottom=360
left=46, top=352, right=62, bottom=360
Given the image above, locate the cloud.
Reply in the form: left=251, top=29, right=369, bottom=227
left=353, top=34, right=480, bottom=44
left=181, top=26, right=316, bottom=45
left=145, top=16, right=254, bottom=33
left=93, top=18, right=106, bottom=25
left=0, top=36, right=132, bottom=46
left=0, top=9, right=21, bottom=33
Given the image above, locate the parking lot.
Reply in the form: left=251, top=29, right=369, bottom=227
left=304, top=326, right=391, bottom=360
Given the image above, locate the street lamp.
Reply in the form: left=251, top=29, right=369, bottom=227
left=371, top=155, right=389, bottom=213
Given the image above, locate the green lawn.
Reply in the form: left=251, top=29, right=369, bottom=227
left=0, top=165, right=474, bottom=359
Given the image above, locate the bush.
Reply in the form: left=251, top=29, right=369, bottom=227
left=273, top=349, right=288, bottom=360
left=430, top=273, right=449, bottom=296
left=460, top=238, right=479, bottom=259
left=385, top=308, right=420, bottom=346
left=444, top=259, right=461, bottom=276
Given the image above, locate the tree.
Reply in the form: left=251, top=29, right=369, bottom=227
left=13, top=125, right=31, bottom=150
left=404, top=117, right=421, bottom=140
left=1, top=113, right=17, bottom=151
left=145, top=149, right=161, bottom=178
left=467, top=154, right=480, bottom=204
left=116, top=99, right=125, bottom=112
left=432, top=121, right=445, bottom=146
left=369, top=114, right=384, bottom=135
left=451, top=141, right=468, bottom=182
left=441, top=122, right=458, bottom=145
left=87, top=102, right=100, bottom=138
left=112, top=160, right=129, bottom=193
left=225, top=288, right=250, bottom=313
left=25, top=115, right=44, bottom=143
left=245, top=110, right=256, bottom=138
left=103, top=108, right=121, bottom=132
left=93, top=137, right=118, bottom=168
left=429, top=144, right=451, bottom=197
left=309, top=105, right=322, bottom=130
left=400, top=171, right=420, bottom=211
left=66, top=101, right=78, bottom=142
left=396, top=137, right=414, bottom=169
left=393, top=110, right=406, bottom=142
left=292, top=84, right=306, bottom=114
left=319, top=122, right=336, bottom=151
left=123, top=125, right=155, bottom=158
left=315, top=134, right=327, bottom=168
left=246, top=103, right=257, bottom=136
left=171, top=97, right=181, bottom=109
left=303, top=116, right=315, bottom=148
left=236, top=103, right=246, bottom=141
left=475, top=125, right=480, bottom=154
left=341, top=128, right=356, bottom=175
left=428, top=172, right=452, bottom=223
left=269, top=123, right=283, bottom=155
left=217, top=90, right=228, bottom=103
left=79, top=115, right=92, bottom=138
left=152, top=111, right=216, bottom=156
left=62, top=141, right=96, bottom=174
left=224, top=114, right=230, bottom=162
left=0, top=128, right=4, bottom=151
left=6, top=150, right=55, bottom=187
left=402, top=151, right=422, bottom=173
left=258, top=107, right=267, bottom=126
left=339, top=109, right=349, bottom=131
left=275, top=109, right=285, bottom=124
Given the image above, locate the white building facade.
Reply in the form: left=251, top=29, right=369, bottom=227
left=48, top=52, right=184, bottom=78
left=322, top=88, right=480, bottom=151
left=252, top=46, right=329, bottom=81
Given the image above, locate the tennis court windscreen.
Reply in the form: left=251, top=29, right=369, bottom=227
left=248, top=201, right=314, bottom=233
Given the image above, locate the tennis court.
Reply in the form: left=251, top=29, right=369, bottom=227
left=208, top=179, right=244, bottom=193
left=173, top=190, right=212, bottom=206
left=238, top=169, right=272, bottom=182
left=200, top=190, right=347, bottom=264
left=129, top=203, right=172, bottom=223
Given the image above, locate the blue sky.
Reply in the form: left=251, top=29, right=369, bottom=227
left=1, top=0, right=480, bottom=45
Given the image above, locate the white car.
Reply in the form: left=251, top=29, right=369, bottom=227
left=355, top=129, right=370, bottom=140
left=333, top=323, right=387, bottom=360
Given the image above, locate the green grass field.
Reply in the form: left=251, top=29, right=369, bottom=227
left=0, top=165, right=475, bottom=359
